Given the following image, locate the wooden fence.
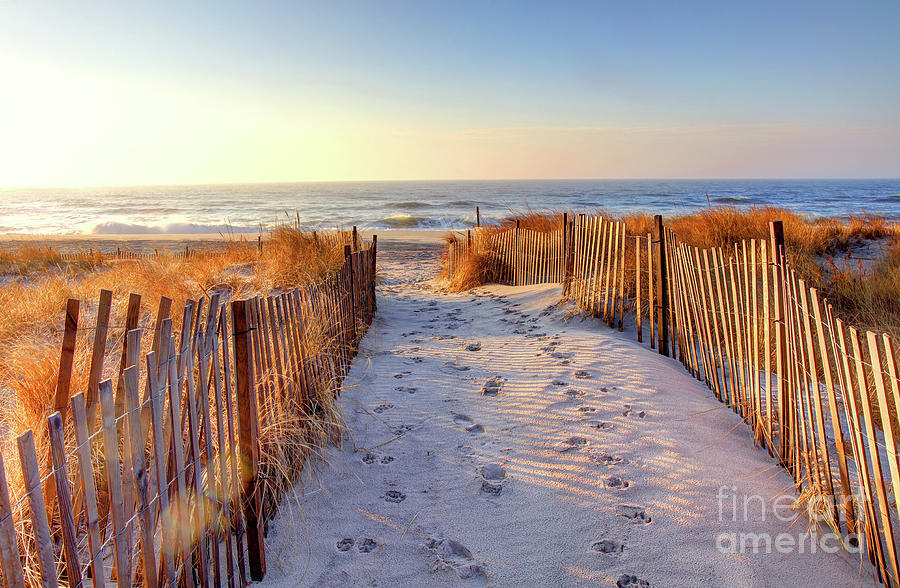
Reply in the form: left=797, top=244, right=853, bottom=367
left=445, top=213, right=900, bottom=586
left=446, top=219, right=570, bottom=286
left=0, top=235, right=377, bottom=587
left=53, top=229, right=361, bottom=261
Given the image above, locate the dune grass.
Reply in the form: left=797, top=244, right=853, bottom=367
left=0, top=245, right=103, bottom=277
left=442, top=205, right=899, bottom=335
left=0, top=227, right=354, bottom=521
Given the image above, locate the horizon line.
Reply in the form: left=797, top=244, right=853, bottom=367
left=3, top=176, right=900, bottom=191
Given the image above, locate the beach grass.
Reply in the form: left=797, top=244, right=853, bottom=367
left=0, top=226, right=352, bottom=531
left=443, top=205, right=899, bottom=336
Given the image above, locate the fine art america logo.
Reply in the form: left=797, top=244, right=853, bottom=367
left=715, top=486, right=860, bottom=555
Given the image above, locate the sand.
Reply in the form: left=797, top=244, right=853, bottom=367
left=257, top=239, right=870, bottom=587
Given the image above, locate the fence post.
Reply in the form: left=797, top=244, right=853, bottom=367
left=46, top=298, right=79, bottom=512
left=769, top=220, right=788, bottom=463
left=345, top=245, right=357, bottom=344
left=476, top=206, right=481, bottom=227
left=654, top=215, right=670, bottom=356
left=514, top=219, right=520, bottom=286
left=371, top=235, right=378, bottom=313
left=561, top=213, right=569, bottom=291
left=352, top=226, right=359, bottom=252
left=233, top=299, right=265, bottom=580
left=0, top=453, right=25, bottom=588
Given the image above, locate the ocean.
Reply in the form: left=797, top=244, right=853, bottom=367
left=2, top=179, right=899, bottom=235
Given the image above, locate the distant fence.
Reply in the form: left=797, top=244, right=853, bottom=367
left=445, top=214, right=900, bottom=586
left=49, top=229, right=361, bottom=261
left=0, top=232, right=376, bottom=586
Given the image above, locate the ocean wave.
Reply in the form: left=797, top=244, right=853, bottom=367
left=87, top=221, right=260, bottom=235
left=383, top=201, right=435, bottom=209
left=376, top=214, right=434, bottom=229
left=357, top=214, right=471, bottom=230
left=712, top=196, right=754, bottom=204
left=449, top=200, right=475, bottom=207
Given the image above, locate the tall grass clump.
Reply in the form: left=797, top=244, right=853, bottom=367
left=439, top=234, right=496, bottom=291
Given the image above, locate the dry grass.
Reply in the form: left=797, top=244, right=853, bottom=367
left=443, top=205, right=899, bottom=335
left=0, top=245, right=103, bottom=276
left=0, top=226, right=353, bottom=516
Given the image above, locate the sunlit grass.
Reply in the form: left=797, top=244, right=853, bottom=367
left=0, top=226, right=355, bottom=544
left=442, top=205, right=898, bottom=335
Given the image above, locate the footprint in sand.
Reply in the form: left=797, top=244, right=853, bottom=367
left=373, top=403, right=393, bottom=413
left=616, top=574, right=650, bottom=588
left=445, top=361, right=471, bottom=371
left=481, top=377, right=503, bottom=396
left=466, top=423, right=485, bottom=433
left=394, top=371, right=412, bottom=379
left=384, top=490, right=406, bottom=503
left=453, top=413, right=473, bottom=424
left=586, top=419, right=615, bottom=430
left=480, top=481, right=502, bottom=496
left=424, top=537, right=485, bottom=580
left=578, top=406, right=597, bottom=413
left=605, top=476, right=630, bottom=489
left=589, top=451, right=627, bottom=467
left=395, top=386, right=418, bottom=394
left=552, top=379, right=568, bottom=387
left=480, top=463, right=507, bottom=481
left=557, top=436, right=588, bottom=452
left=574, top=370, right=592, bottom=379
left=465, top=342, right=482, bottom=351
left=622, top=405, right=647, bottom=418
left=357, top=538, right=378, bottom=553
left=362, top=453, right=395, bottom=465
left=564, top=389, right=585, bottom=399
left=481, top=463, right=506, bottom=496
left=336, top=538, right=355, bottom=552
left=616, top=504, right=651, bottom=524
left=591, top=539, right=624, bottom=554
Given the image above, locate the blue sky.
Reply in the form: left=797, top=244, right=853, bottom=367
left=1, top=1, right=898, bottom=185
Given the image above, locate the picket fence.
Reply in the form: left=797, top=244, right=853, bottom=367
left=54, top=230, right=364, bottom=264
left=446, top=213, right=900, bottom=586
left=0, top=234, right=376, bottom=587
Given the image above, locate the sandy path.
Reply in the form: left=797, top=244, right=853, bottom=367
left=259, top=241, right=868, bottom=587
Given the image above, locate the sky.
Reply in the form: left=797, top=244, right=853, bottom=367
left=0, top=0, right=898, bottom=186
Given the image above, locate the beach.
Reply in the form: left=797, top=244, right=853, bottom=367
left=254, top=236, right=868, bottom=587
